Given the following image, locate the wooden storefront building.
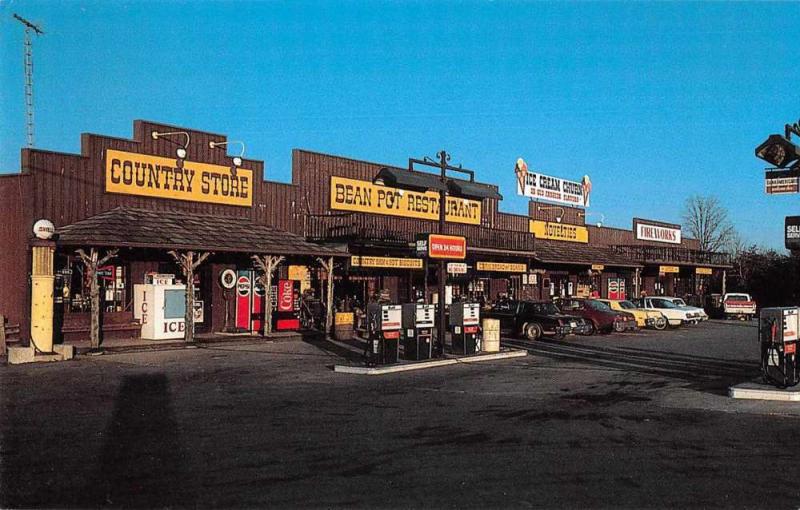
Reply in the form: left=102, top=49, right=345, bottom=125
left=0, top=119, right=730, bottom=346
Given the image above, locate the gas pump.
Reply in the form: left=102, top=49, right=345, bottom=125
left=366, top=303, right=402, bottom=365
left=449, top=302, right=481, bottom=355
left=759, top=307, right=800, bottom=388
left=402, top=303, right=434, bottom=360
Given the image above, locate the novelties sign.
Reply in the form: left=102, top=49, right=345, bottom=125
left=514, top=158, right=591, bottom=207
left=330, top=176, right=481, bottom=225
left=634, top=219, right=681, bottom=245
left=529, top=220, right=589, bottom=243
left=105, top=149, right=253, bottom=207
left=787, top=216, right=800, bottom=250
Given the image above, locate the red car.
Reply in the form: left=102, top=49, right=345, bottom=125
left=555, top=298, right=637, bottom=335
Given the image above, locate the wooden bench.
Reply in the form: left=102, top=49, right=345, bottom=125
left=61, top=311, right=141, bottom=343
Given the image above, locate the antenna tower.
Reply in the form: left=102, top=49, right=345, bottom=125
left=13, top=14, right=44, bottom=148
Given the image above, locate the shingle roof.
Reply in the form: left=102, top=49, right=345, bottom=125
left=56, top=207, right=348, bottom=257
left=534, top=239, right=642, bottom=268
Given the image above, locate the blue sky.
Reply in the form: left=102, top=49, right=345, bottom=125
left=1, top=1, right=798, bottom=250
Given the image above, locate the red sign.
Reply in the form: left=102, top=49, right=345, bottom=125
left=428, top=234, right=467, bottom=259
left=464, top=326, right=479, bottom=334
left=277, top=279, right=294, bottom=312
left=383, top=331, right=400, bottom=339
left=786, top=343, right=796, bottom=355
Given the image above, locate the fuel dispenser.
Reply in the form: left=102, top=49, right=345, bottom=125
left=759, top=307, right=800, bottom=388
left=449, top=302, right=481, bottom=355
left=402, top=303, right=434, bottom=360
left=366, top=303, right=402, bottom=365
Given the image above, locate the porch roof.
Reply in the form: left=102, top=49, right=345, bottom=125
left=534, top=239, right=643, bottom=268
left=55, top=206, right=349, bottom=257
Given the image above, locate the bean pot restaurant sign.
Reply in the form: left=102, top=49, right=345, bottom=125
left=330, top=176, right=481, bottom=225
left=105, top=149, right=254, bottom=207
left=634, top=220, right=682, bottom=245
left=514, top=158, right=591, bottom=208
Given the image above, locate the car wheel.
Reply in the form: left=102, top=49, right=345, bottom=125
left=583, top=322, right=597, bottom=336
left=613, top=321, right=627, bottom=333
left=524, top=323, right=543, bottom=341
left=653, top=316, right=667, bottom=330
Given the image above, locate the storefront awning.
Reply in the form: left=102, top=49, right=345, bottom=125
left=534, top=239, right=643, bottom=268
left=55, top=206, right=349, bottom=257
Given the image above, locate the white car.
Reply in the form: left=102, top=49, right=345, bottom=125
left=633, top=297, right=698, bottom=327
left=660, top=297, right=709, bottom=322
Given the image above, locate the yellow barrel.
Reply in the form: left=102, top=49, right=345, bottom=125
left=482, top=318, right=500, bottom=353
left=333, top=312, right=354, bottom=341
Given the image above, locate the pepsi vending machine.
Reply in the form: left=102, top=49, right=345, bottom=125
left=273, top=279, right=301, bottom=330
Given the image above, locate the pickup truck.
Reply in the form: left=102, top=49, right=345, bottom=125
left=722, top=293, right=757, bottom=321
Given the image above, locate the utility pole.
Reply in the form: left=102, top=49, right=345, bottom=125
left=13, top=14, right=44, bottom=148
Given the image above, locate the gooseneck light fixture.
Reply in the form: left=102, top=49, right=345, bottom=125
left=209, top=140, right=246, bottom=177
left=537, top=205, right=565, bottom=223
left=579, top=211, right=606, bottom=228
left=151, top=130, right=190, bottom=162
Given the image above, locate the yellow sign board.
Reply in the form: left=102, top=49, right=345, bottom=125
left=529, top=220, right=589, bottom=243
left=350, top=256, right=424, bottom=269
left=334, top=312, right=354, bottom=325
left=695, top=267, right=713, bottom=275
left=331, top=176, right=481, bottom=225
left=659, top=265, right=680, bottom=274
left=288, top=265, right=311, bottom=293
left=591, top=264, right=605, bottom=271
left=105, top=149, right=253, bottom=207
left=476, top=261, right=527, bottom=273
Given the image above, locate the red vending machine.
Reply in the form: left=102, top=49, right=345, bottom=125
left=235, top=271, right=252, bottom=331
left=273, top=279, right=300, bottom=331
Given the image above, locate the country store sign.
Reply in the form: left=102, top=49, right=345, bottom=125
left=105, top=149, right=253, bottom=207
left=330, top=176, right=481, bottom=225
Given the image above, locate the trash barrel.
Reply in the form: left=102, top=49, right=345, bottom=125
left=334, top=312, right=354, bottom=341
left=482, top=318, right=500, bottom=353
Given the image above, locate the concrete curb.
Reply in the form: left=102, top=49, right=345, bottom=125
left=729, top=382, right=800, bottom=401
left=334, top=349, right=527, bottom=375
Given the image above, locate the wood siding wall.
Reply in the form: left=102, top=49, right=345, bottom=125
left=0, top=174, right=33, bottom=339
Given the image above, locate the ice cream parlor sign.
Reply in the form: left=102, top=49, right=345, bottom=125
left=514, top=158, right=592, bottom=208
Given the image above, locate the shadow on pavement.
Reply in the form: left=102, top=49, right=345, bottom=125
left=80, top=373, right=192, bottom=508
left=303, top=335, right=365, bottom=365
left=504, top=338, right=760, bottom=395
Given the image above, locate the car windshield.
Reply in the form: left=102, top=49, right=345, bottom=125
left=529, top=302, right=560, bottom=315
left=619, top=301, right=637, bottom=310
left=651, top=298, right=678, bottom=309
left=586, top=300, right=611, bottom=311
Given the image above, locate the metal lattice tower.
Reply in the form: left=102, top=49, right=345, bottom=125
left=13, top=14, right=44, bottom=148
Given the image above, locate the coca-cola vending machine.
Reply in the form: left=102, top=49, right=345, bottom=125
left=273, top=279, right=300, bottom=330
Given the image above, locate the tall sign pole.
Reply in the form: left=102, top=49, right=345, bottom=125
left=437, top=150, right=449, bottom=356
left=13, top=14, right=44, bottom=148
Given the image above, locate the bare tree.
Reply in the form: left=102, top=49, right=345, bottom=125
left=76, top=247, right=118, bottom=350
left=681, top=195, right=736, bottom=253
left=168, top=250, right=212, bottom=343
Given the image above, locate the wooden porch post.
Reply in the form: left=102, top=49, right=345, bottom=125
left=76, top=248, right=118, bottom=350
left=169, top=250, right=212, bottom=343
left=316, top=256, right=335, bottom=337
left=252, top=255, right=284, bottom=336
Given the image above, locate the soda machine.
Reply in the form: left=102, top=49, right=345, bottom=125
left=273, top=279, right=301, bottom=331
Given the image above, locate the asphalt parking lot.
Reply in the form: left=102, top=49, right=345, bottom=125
left=3, top=319, right=800, bottom=509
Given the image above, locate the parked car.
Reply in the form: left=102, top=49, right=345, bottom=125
left=595, top=299, right=668, bottom=330
left=555, top=298, right=638, bottom=334
left=722, top=293, right=757, bottom=321
left=632, top=297, right=698, bottom=327
left=659, top=297, right=709, bottom=322
left=484, top=300, right=591, bottom=341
